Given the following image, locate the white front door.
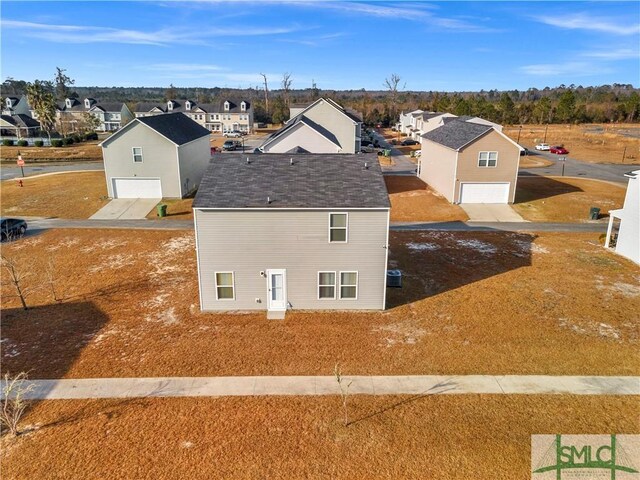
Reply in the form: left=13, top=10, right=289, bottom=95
left=267, top=269, right=287, bottom=311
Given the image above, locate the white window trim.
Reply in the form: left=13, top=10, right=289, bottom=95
left=339, top=271, right=358, bottom=300
left=214, top=271, right=235, bottom=301
left=478, top=151, right=498, bottom=168
left=329, top=212, right=348, bottom=243
left=317, top=271, right=336, bottom=300
left=132, top=147, right=143, bottom=163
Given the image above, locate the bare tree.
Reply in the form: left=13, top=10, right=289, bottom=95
left=1, top=254, right=36, bottom=310
left=334, top=363, right=353, bottom=427
left=384, top=73, right=404, bottom=122
left=45, top=257, right=62, bottom=303
left=1, top=372, right=35, bottom=436
left=260, top=73, right=269, bottom=115
left=281, top=73, right=293, bottom=107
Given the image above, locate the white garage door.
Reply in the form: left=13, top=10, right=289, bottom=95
left=460, top=183, right=510, bottom=204
left=112, top=178, right=162, bottom=199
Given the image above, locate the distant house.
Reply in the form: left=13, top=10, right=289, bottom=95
left=99, top=112, right=211, bottom=199
left=605, top=170, right=639, bottom=265
left=414, top=112, right=457, bottom=139
left=2, top=96, right=31, bottom=117
left=441, top=115, right=503, bottom=132
left=259, top=98, right=363, bottom=154
left=419, top=119, right=522, bottom=204
left=133, top=99, right=253, bottom=134
left=0, top=114, right=40, bottom=138
left=57, top=97, right=126, bottom=132
left=398, top=110, right=423, bottom=135
left=193, top=153, right=390, bottom=314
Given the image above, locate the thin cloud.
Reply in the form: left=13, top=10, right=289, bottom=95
left=520, top=62, right=613, bottom=77
left=146, top=63, right=225, bottom=72
left=582, top=48, right=639, bottom=60
left=534, top=13, right=640, bottom=36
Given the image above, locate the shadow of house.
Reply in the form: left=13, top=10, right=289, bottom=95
left=514, top=174, right=582, bottom=203
left=386, top=229, right=535, bottom=309
left=384, top=175, right=429, bottom=195
left=1, top=301, right=108, bottom=380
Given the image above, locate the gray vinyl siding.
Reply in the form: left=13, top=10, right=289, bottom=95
left=177, top=136, right=211, bottom=196
left=302, top=100, right=359, bottom=153
left=261, top=122, right=339, bottom=153
left=102, top=122, right=181, bottom=198
left=195, top=209, right=389, bottom=311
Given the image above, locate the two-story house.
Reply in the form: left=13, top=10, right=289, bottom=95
left=259, top=98, right=362, bottom=154
left=56, top=97, right=127, bottom=132
left=192, top=153, right=390, bottom=316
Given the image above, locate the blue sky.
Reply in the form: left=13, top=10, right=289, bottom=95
left=1, top=1, right=638, bottom=91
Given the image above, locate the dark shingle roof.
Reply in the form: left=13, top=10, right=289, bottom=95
left=1, top=114, right=40, bottom=128
left=421, top=120, right=493, bottom=150
left=134, top=102, right=166, bottom=113
left=193, top=153, right=390, bottom=209
left=137, top=112, right=210, bottom=145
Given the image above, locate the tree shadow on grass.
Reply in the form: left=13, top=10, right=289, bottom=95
left=515, top=174, right=582, bottom=203
left=386, top=229, right=536, bottom=309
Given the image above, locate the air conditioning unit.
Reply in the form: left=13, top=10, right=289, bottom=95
left=387, top=269, right=402, bottom=288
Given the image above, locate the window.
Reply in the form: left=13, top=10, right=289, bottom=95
left=478, top=151, right=498, bottom=167
left=329, top=213, right=347, bottom=243
left=132, top=147, right=143, bottom=163
left=224, top=101, right=230, bottom=111
left=215, top=272, right=235, bottom=300
left=340, top=272, right=358, bottom=299
left=318, top=272, right=336, bottom=299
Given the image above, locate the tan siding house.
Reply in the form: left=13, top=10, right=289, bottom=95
left=419, top=119, right=522, bottom=204
left=193, top=153, right=390, bottom=314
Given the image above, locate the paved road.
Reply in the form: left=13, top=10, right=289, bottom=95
left=4, top=375, right=638, bottom=400
left=519, top=151, right=635, bottom=184
left=1, top=162, right=103, bottom=180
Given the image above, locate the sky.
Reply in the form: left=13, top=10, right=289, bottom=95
left=1, top=1, right=638, bottom=92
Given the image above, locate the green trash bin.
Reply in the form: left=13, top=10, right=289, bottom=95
left=157, top=204, right=168, bottom=218
left=589, top=207, right=600, bottom=220
left=384, top=149, right=391, bottom=157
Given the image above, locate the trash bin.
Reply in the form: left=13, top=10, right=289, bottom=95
left=157, top=204, right=168, bottom=218
left=384, top=149, right=391, bottom=157
left=387, top=270, right=402, bottom=288
left=589, top=207, right=600, bottom=220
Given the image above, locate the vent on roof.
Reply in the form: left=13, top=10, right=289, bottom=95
left=267, top=196, right=271, bottom=204
left=364, top=162, right=369, bottom=170
left=246, top=157, right=250, bottom=164
left=290, top=158, right=294, bottom=166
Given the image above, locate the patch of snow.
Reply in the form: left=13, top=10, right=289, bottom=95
left=374, top=322, right=426, bottom=348
left=406, top=242, right=439, bottom=251
left=146, top=307, right=179, bottom=326
left=454, top=239, right=497, bottom=255
left=89, top=253, right=136, bottom=273
left=161, top=234, right=194, bottom=253
left=181, top=441, right=194, bottom=449
left=598, top=323, right=620, bottom=340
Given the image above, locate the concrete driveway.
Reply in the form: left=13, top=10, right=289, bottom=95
left=90, top=198, right=160, bottom=220
left=460, top=204, right=526, bottom=222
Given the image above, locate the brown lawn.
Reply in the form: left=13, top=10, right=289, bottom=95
left=1, top=229, right=638, bottom=379
left=514, top=176, right=626, bottom=223
left=1, top=395, right=637, bottom=480
left=519, top=155, right=554, bottom=168
left=0, top=142, right=102, bottom=163
left=0, top=171, right=108, bottom=219
left=146, top=198, right=194, bottom=219
left=385, top=176, right=468, bottom=222
left=378, top=154, right=394, bottom=166
left=503, top=124, right=640, bottom=165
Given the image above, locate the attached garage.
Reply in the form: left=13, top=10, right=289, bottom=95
left=459, top=182, right=510, bottom=204
left=112, top=178, right=162, bottom=199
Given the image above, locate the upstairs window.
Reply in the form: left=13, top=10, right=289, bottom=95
left=478, top=151, right=498, bottom=167
left=132, top=147, right=143, bottom=163
left=185, top=101, right=191, bottom=110
left=241, top=101, right=246, bottom=111
left=167, top=101, right=173, bottom=111
left=329, top=213, right=348, bottom=243
left=224, top=101, right=230, bottom=111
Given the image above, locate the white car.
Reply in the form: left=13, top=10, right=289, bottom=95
left=535, top=143, right=550, bottom=151
left=224, top=131, right=242, bottom=138
left=414, top=149, right=421, bottom=157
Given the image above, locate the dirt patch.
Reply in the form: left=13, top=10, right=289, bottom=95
left=513, top=176, right=626, bottom=222
left=1, top=395, right=637, bottom=480
left=1, top=229, right=638, bottom=380
left=0, top=142, right=102, bottom=163
left=504, top=124, right=640, bottom=165
left=0, top=171, right=109, bottom=219
left=385, top=176, right=468, bottom=222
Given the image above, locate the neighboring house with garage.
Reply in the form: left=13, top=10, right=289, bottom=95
left=193, top=153, right=390, bottom=315
left=418, top=119, right=522, bottom=204
left=605, top=170, right=639, bottom=265
left=259, top=98, right=362, bottom=154
left=100, top=112, right=211, bottom=199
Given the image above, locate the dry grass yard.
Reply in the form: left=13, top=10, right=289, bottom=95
left=146, top=198, right=194, bottom=219
left=513, top=176, right=626, bottom=223
left=1, top=229, right=638, bottom=380
left=0, top=171, right=108, bottom=219
left=1, top=395, right=637, bottom=480
left=504, top=124, right=640, bottom=165
left=518, top=155, right=554, bottom=168
left=0, top=142, right=103, bottom=163
left=385, top=176, right=468, bottom=222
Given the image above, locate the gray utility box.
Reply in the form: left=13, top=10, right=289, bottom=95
left=387, top=269, right=402, bottom=288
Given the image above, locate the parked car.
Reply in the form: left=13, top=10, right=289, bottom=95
left=535, top=143, right=550, bottom=151
left=520, top=147, right=529, bottom=156
left=414, top=149, right=422, bottom=158
left=360, top=145, right=375, bottom=153
left=1, top=217, right=27, bottom=241
left=401, top=138, right=419, bottom=146
left=550, top=146, right=569, bottom=154
left=222, top=140, right=239, bottom=151
left=224, top=131, right=242, bottom=138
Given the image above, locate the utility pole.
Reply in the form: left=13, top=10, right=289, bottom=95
left=543, top=124, right=548, bottom=143
left=260, top=73, right=269, bottom=115
left=622, top=146, right=627, bottom=163
left=517, top=125, right=522, bottom=144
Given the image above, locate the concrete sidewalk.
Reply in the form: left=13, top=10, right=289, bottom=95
left=5, top=375, right=638, bottom=400
left=90, top=198, right=160, bottom=220
left=460, top=204, right=526, bottom=222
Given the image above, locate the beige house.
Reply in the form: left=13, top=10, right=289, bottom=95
left=100, top=112, right=211, bottom=199
left=419, top=119, right=522, bottom=204
left=259, top=98, right=362, bottom=154
left=193, top=153, right=390, bottom=315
